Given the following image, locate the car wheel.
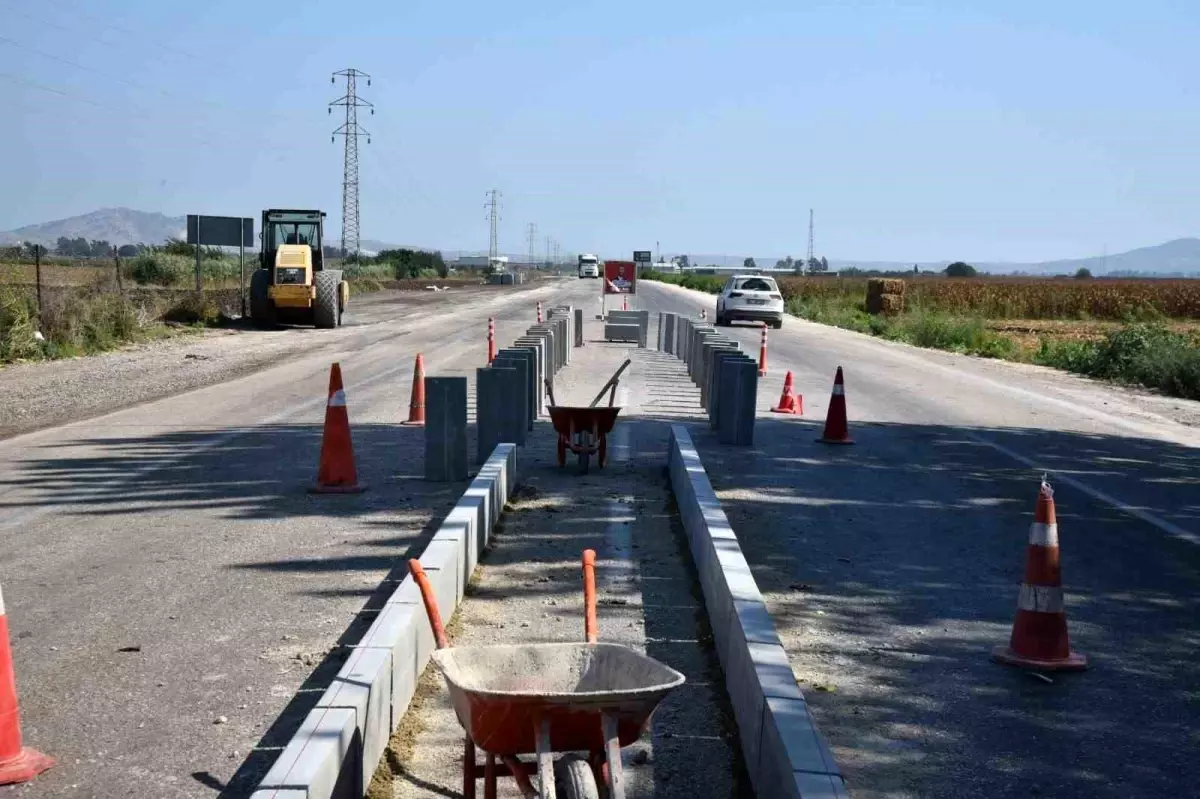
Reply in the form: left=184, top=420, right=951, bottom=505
left=773, top=319, right=783, bottom=329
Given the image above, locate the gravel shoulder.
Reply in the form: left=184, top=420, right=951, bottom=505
left=0, top=285, right=542, bottom=440
left=373, top=341, right=753, bottom=798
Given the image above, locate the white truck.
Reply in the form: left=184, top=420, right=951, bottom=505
left=577, top=253, right=600, bottom=279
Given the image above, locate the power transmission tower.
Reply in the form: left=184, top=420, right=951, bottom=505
left=806, top=208, right=815, bottom=273
left=485, top=189, right=502, bottom=263
left=526, top=223, right=538, bottom=269
left=544, top=236, right=552, bottom=268
left=329, top=69, right=373, bottom=260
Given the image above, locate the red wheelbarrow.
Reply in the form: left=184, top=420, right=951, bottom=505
left=408, top=550, right=684, bottom=799
left=545, top=359, right=631, bottom=474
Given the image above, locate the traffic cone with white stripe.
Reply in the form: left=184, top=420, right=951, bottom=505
left=758, top=324, right=768, bottom=376
left=816, top=367, right=853, bottom=444
left=487, top=317, right=496, bottom=364
left=993, top=480, right=1087, bottom=671
left=0, top=583, right=54, bottom=785
left=310, top=363, right=366, bottom=494
left=400, top=354, right=426, bottom=427
left=771, top=371, right=802, bottom=415
left=536, top=302, right=543, bottom=324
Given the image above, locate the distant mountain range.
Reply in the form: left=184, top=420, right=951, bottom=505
left=0, top=208, right=430, bottom=255
left=0, top=208, right=187, bottom=249
left=679, top=238, right=1200, bottom=277
left=3, top=208, right=1198, bottom=275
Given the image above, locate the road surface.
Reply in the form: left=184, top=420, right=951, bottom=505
left=638, top=279, right=1200, bottom=798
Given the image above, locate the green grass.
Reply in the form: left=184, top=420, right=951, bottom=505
left=0, top=286, right=180, bottom=363
left=1034, top=325, right=1200, bottom=400
left=644, top=270, right=1198, bottom=400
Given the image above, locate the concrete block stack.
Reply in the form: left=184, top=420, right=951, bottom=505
left=604, top=309, right=649, bottom=347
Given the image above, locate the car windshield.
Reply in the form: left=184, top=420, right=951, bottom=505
left=736, top=278, right=775, bottom=292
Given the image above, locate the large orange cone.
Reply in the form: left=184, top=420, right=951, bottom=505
left=993, top=480, right=1087, bottom=672
left=816, top=367, right=853, bottom=444
left=400, top=354, right=426, bottom=427
left=310, top=363, right=366, bottom=494
left=487, top=318, right=496, bottom=364
left=0, top=583, right=54, bottom=785
left=771, top=371, right=803, bottom=415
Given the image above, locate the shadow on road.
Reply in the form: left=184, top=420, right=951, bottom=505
left=682, top=414, right=1200, bottom=799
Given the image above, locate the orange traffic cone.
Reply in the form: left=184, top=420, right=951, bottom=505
left=622, top=295, right=628, bottom=311
left=536, top=302, right=543, bottom=323
left=816, top=367, right=853, bottom=444
left=401, top=354, right=426, bottom=427
left=758, top=324, right=768, bottom=376
left=993, top=480, right=1087, bottom=672
left=310, top=363, right=366, bottom=494
left=771, top=371, right=803, bottom=415
left=0, top=583, right=54, bottom=785
left=487, top=317, right=496, bottom=364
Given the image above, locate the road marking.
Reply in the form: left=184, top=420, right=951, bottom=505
left=963, top=430, right=1199, bottom=547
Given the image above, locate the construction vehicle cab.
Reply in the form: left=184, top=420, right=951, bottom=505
left=250, top=209, right=349, bottom=328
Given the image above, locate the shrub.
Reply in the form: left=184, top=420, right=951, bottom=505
left=0, top=289, right=41, bottom=361
left=1035, top=324, right=1200, bottom=400
left=163, top=292, right=224, bottom=325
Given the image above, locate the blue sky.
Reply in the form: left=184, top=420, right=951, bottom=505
left=2, top=0, right=1199, bottom=262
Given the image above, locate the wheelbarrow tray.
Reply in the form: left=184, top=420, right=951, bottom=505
left=547, top=406, right=622, bottom=438
left=431, top=642, right=684, bottom=757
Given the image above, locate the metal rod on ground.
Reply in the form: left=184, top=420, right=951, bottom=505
left=239, top=240, right=246, bottom=318
left=33, top=245, right=42, bottom=319
left=194, top=217, right=202, bottom=292
left=588, top=359, right=632, bottom=408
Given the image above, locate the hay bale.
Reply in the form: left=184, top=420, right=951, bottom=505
left=866, top=291, right=905, bottom=315
left=866, top=278, right=906, bottom=301
left=879, top=293, right=904, bottom=315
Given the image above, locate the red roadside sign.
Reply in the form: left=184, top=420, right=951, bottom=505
left=603, top=260, right=637, bottom=295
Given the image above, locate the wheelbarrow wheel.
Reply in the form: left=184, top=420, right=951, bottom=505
left=578, top=431, right=592, bottom=474
left=555, top=755, right=600, bottom=799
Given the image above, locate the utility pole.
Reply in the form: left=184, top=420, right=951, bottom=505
left=329, top=68, right=373, bottom=260
left=806, top=208, right=815, bottom=274
left=485, top=189, right=502, bottom=265
left=526, top=222, right=538, bottom=269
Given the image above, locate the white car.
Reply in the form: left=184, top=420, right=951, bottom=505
left=715, top=274, right=784, bottom=328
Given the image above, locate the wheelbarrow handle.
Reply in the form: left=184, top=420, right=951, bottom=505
left=589, top=358, right=633, bottom=408
left=408, top=559, right=449, bottom=649
left=582, top=549, right=598, bottom=644
left=544, top=378, right=557, bottom=408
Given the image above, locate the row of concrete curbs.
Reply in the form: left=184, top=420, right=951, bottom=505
left=659, top=312, right=760, bottom=445
left=657, top=311, right=853, bottom=446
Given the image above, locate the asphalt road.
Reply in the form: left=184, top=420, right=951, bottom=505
left=0, top=278, right=605, bottom=798
left=636, top=280, right=1200, bottom=798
